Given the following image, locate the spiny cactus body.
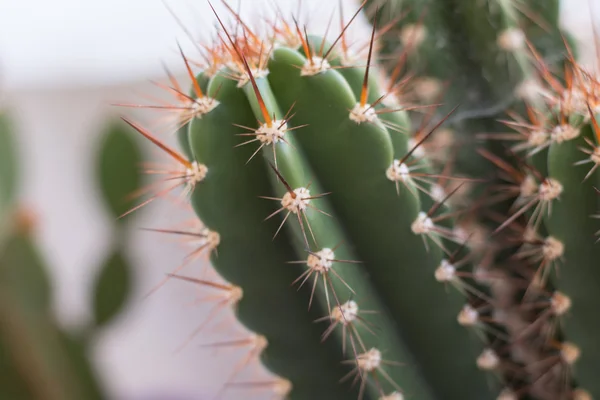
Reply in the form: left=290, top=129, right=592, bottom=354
left=122, top=3, right=501, bottom=399
left=120, top=1, right=600, bottom=399
left=497, top=64, right=600, bottom=396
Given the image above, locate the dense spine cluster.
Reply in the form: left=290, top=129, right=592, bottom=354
left=365, top=0, right=600, bottom=399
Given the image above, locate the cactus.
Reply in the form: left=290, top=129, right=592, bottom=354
left=364, top=1, right=600, bottom=399
left=363, top=0, right=571, bottom=189
left=364, top=0, right=567, bottom=117
left=366, top=0, right=600, bottom=398
left=0, top=113, right=19, bottom=234
left=0, top=113, right=142, bottom=399
left=494, top=57, right=600, bottom=397
left=0, top=210, right=106, bottom=400
left=118, top=1, right=600, bottom=399
left=120, top=3, right=507, bottom=399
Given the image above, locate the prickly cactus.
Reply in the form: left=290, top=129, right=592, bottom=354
left=120, top=1, right=599, bottom=400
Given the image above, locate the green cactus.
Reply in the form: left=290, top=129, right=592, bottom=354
left=364, top=0, right=567, bottom=117
left=117, top=1, right=600, bottom=399
left=120, top=4, right=512, bottom=399
left=0, top=113, right=19, bottom=235
left=0, top=211, right=105, bottom=400
left=0, top=113, right=143, bottom=399
left=93, top=119, right=141, bottom=328
left=495, top=70, right=600, bottom=398
left=364, top=2, right=600, bottom=399
left=544, top=118, right=600, bottom=397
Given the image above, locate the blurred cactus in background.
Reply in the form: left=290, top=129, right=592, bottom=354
left=0, top=114, right=18, bottom=231
left=0, top=113, right=141, bottom=399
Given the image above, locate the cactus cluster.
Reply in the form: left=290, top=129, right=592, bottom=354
left=120, top=1, right=599, bottom=400
left=0, top=113, right=141, bottom=399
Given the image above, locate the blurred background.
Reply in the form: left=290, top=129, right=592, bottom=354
left=0, top=0, right=598, bottom=399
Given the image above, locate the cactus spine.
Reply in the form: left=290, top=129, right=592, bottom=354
left=121, top=2, right=503, bottom=399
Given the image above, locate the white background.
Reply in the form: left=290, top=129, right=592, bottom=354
left=0, top=1, right=598, bottom=399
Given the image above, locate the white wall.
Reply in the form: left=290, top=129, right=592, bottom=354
left=0, top=1, right=599, bottom=399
